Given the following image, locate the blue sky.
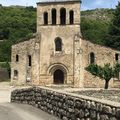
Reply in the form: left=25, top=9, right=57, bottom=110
left=0, top=0, right=119, bottom=10
left=82, top=0, right=119, bottom=10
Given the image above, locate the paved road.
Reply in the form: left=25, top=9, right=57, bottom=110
left=0, top=103, right=58, bottom=120
left=0, top=82, right=59, bottom=120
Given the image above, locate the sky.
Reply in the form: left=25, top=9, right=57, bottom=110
left=0, top=0, right=119, bottom=10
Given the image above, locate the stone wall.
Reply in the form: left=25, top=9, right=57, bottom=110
left=11, top=87, right=120, bottom=120
left=81, top=40, right=120, bottom=88
left=11, top=36, right=40, bottom=85
left=11, top=0, right=120, bottom=88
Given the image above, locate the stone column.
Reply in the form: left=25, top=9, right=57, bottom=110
left=57, top=8, right=60, bottom=25
left=48, top=9, right=51, bottom=25
left=73, top=33, right=84, bottom=87
left=66, top=9, right=69, bottom=25
left=32, top=34, right=40, bottom=85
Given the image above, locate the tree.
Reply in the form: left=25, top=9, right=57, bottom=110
left=81, top=18, right=109, bottom=45
left=0, top=6, right=36, bottom=62
left=86, top=63, right=120, bottom=89
left=105, top=2, right=120, bottom=50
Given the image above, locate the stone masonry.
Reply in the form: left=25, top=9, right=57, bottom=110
left=11, top=87, right=120, bottom=120
left=11, top=0, right=120, bottom=88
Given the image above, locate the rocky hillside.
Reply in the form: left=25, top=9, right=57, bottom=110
left=81, top=8, right=114, bottom=22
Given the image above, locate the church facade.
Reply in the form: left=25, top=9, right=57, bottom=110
left=11, top=0, right=120, bottom=88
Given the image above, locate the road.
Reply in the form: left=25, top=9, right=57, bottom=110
left=0, top=82, right=59, bottom=120
left=0, top=103, right=58, bottom=120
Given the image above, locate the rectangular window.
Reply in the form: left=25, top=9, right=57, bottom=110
left=16, top=55, right=19, bottom=62
left=28, top=55, right=32, bottom=66
left=115, top=53, right=119, bottom=61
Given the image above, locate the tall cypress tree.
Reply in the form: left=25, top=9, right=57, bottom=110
left=105, top=2, right=120, bottom=50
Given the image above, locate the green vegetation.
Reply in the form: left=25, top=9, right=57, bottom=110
left=81, top=18, right=109, bottom=45
left=0, top=4, right=119, bottom=64
left=81, top=8, right=114, bottom=45
left=0, top=6, right=36, bottom=62
left=0, top=62, right=9, bottom=68
left=86, top=63, right=120, bottom=89
left=105, top=2, right=120, bottom=50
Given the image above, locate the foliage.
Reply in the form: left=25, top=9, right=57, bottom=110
left=0, top=6, right=36, bottom=62
left=0, top=6, right=117, bottom=63
left=86, top=63, right=120, bottom=89
left=81, top=18, right=109, bottom=45
left=105, top=2, right=120, bottom=50
left=81, top=8, right=114, bottom=45
left=114, top=63, right=120, bottom=78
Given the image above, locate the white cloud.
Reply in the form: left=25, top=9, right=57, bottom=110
left=81, top=5, right=90, bottom=11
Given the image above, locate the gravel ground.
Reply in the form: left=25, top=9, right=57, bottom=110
left=73, top=90, right=120, bottom=103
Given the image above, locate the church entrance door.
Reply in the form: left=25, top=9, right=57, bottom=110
left=54, top=69, right=64, bottom=84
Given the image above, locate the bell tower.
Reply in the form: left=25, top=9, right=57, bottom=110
left=36, top=0, right=82, bottom=86
left=37, top=0, right=81, bottom=31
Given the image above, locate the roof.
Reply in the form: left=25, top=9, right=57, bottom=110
left=37, top=0, right=82, bottom=5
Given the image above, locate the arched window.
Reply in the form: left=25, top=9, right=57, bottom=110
left=14, top=70, right=18, bottom=77
left=69, top=10, right=74, bottom=24
left=55, top=37, right=62, bottom=51
left=90, top=52, right=95, bottom=64
left=60, top=8, right=66, bottom=25
left=16, top=54, right=19, bottom=62
left=52, top=9, right=56, bottom=25
left=43, top=12, right=48, bottom=25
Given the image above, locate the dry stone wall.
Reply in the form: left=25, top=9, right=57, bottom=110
left=11, top=87, right=120, bottom=120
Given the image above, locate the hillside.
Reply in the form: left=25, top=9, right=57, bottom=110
left=0, top=6, right=114, bottom=62
left=0, top=6, right=36, bottom=62
left=81, top=8, right=114, bottom=22
left=81, top=8, right=114, bottom=45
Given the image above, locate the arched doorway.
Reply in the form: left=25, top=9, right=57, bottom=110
left=54, top=69, right=64, bottom=84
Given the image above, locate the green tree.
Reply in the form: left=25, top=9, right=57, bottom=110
left=86, top=63, right=120, bottom=89
left=0, top=6, right=36, bottom=62
left=81, top=18, right=109, bottom=45
left=105, top=2, right=120, bottom=50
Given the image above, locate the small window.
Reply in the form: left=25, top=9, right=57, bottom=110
left=28, top=55, right=32, bottom=66
left=60, top=8, right=66, bottom=25
left=69, top=10, right=74, bottom=24
left=115, top=53, right=119, bottom=61
left=16, top=54, right=19, bottom=62
left=14, top=70, right=18, bottom=77
left=55, top=37, right=62, bottom=51
left=43, top=12, right=48, bottom=25
left=90, top=52, right=95, bottom=64
left=52, top=9, right=57, bottom=25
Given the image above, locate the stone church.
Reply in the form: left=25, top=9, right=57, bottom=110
left=11, top=0, right=120, bottom=88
